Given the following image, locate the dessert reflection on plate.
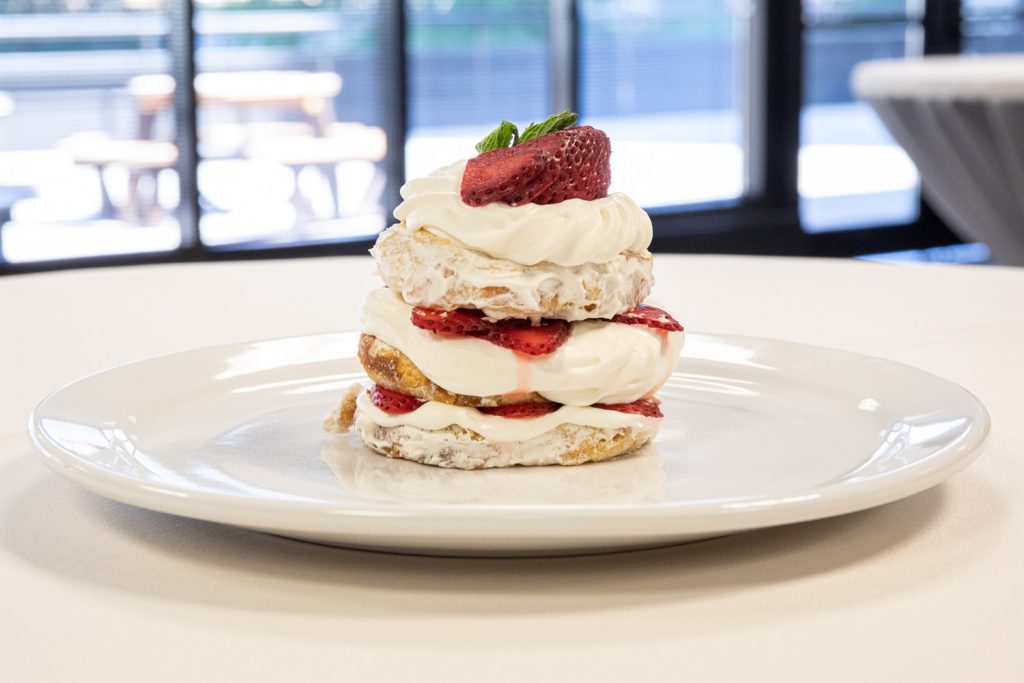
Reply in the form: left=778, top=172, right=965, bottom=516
left=320, top=435, right=668, bottom=505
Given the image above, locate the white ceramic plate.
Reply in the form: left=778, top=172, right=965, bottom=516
left=30, top=332, right=989, bottom=557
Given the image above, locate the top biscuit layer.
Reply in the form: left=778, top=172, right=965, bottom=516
left=371, top=226, right=654, bottom=321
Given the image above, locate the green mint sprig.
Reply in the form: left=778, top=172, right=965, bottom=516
left=474, top=120, right=519, bottom=154
left=474, top=111, right=578, bottom=154
left=519, top=111, right=577, bottom=144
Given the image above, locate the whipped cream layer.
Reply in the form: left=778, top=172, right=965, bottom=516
left=362, top=288, right=684, bottom=406
left=356, top=389, right=660, bottom=443
left=393, top=160, right=653, bottom=267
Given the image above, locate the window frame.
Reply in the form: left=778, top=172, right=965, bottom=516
left=0, top=0, right=965, bottom=275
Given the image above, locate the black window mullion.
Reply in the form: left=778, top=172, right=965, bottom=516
left=169, top=0, right=201, bottom=255
left=760, top=0, right=803, bottom=211
left=924, top=0, right=963, bottom=55
left=549, top=0, right=578, bottom=115
left=743, top=0, right=767, bottom=200
left=382, top=0, right=408, bottom=214
left=904, top=0, right=964, bottom=253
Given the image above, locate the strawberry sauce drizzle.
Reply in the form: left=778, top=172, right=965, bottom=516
left=513, top=355, right=534, bottom=395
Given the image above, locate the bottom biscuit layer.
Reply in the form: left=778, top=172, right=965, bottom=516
left=353, top=401, right=658, bottom=470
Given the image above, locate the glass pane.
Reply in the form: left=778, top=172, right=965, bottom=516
left=804, top=0, right=916, bottom=23
left=962, top=0, right=1024, bottom=17
left=0, top=0, right=180, bottom=264
left=578, top=0, right=744, bottom=208
left=963, top=0, right=1024, bottom=51
left=963, top=18, right=1024, bottom=53
left=193, top=0, right=391, bottom=249
left=800, top=21, right=920, bottom=231
left=406, top=0, right=551, bottom=181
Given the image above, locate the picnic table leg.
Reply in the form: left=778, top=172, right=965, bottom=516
left=303, top=96, right=336, bottom=137
left=96, top=164, right=117, bottom=219
left=321, top=163, right=340, bottom=217
left=359, top=161, right=387, bottom=216
left=289, top=164, right=316, bottom=223
left=137, top=111, right=157, bottom=140
left=121, top=168, right=142, bottom=223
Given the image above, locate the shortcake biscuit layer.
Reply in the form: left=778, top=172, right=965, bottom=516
left=351, top=389, right=659, bottom=470
left=371, top=226, right=653, bottom=322
left=358, top=333, right=547, bottom=407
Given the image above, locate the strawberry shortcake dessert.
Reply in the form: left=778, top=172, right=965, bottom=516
left=325, top=112, right=685, bottom=469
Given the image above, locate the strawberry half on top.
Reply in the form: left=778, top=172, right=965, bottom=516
left=461, top=125, right=611, bottom=207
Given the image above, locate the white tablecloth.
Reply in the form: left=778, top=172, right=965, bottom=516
left=1, top=255, right=1021, bottom=681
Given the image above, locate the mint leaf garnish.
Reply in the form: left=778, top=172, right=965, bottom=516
left=518, top=111, right=577, bottom=144
left=475, top=120, right=519, bottom=154
left=473, top=112, right=580, bottom=155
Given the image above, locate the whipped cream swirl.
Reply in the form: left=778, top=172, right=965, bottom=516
left=393, top=160, right=653, bottom=267
left=361, top=288, right=683, bottom=406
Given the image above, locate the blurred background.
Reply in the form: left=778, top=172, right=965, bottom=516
left=0, top=0, right=1021, bottom=272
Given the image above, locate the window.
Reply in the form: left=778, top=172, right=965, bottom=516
left=578, top=0, right=746, bottom=207
left=0, top=0, right=980, bottom=274
left=800, top=0, right=921, bottom=231
left=406, top=1, right=551, bottom=180
left=192, top=1, right=392, bottom=248
left=0, top=0, right=181, bottom=263
left=962, top=0, right=1024, bottom=53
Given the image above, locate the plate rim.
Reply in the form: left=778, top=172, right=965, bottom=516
left=28, top=331, right=991, bottom=538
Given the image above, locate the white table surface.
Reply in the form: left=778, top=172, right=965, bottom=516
left=1, top=255, right=1021, bottom=681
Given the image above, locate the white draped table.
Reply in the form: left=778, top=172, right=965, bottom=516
left=1, top=255, right=1021, bottom=680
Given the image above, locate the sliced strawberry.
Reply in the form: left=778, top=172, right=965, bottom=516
left=411, top=307, right=490, bottom=334
left=369, top=384, right=423, bottom=415
left=410, top=307, right=571, bottom=356
left=461, top=126, right=611, bottom=207
left=611, top=305, right=684, bottom=332
left=478, top=402, right=560, bottom=419
left=459, top=145, right=550, bottom=207
left=593, top=398, right=663, bottom=419
left=483, top=319, right=571, bottom=356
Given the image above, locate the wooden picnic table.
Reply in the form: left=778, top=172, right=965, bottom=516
left=128, top=71, right=343, bottom=138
